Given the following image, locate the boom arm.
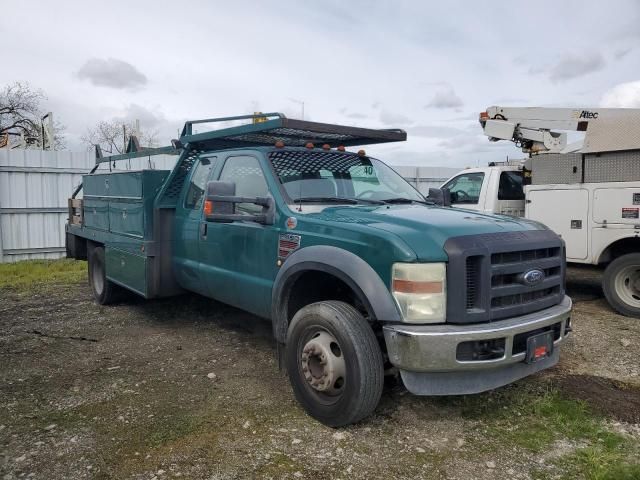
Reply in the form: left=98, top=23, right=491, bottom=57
left=480, top=106, right=640, bottom=154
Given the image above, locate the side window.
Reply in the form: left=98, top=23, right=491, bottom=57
left=219, top=156, right=269, bottom=214
left=443, top=172, right=485, bottom=205
left=498, top=171, right=525, bottom=200
left=184, top=156, right=216, bottom=209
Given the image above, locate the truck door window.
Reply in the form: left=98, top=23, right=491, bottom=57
left=498, top=171, right=525, bottom=200
left=184, top=157, right=215, bottom=209
left=219, top=156, right=269, bottom=215
left=443, top=172, right=484, bottom=204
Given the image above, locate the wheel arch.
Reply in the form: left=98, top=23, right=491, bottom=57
left=597, top=236, right=640, bottom=265
left=271, top=245, right=401, bottom=343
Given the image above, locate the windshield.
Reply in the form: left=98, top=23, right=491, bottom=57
left=269, top=151, right=425, bottom=204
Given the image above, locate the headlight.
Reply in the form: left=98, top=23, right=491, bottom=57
left=391, top=263, right=446, bottom=323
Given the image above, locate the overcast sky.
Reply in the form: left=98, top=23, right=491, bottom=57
left=2, top=0, right=640, bottom=166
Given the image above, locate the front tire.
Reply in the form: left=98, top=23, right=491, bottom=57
left=285, top=301, right=384, bottom=427
left=603, top=253, right=640, bottom=318
left=88, top=246, right=120, bottom=305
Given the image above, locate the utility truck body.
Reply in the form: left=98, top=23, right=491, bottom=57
left=66, top=113, right=571, bottom=426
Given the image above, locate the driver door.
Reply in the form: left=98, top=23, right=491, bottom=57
left=199, top=154, right=279, bottom=318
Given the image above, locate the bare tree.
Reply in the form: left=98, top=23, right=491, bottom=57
left=81, top=119, right=158, bottom=155
left=0, top=82, right=66, bottom=149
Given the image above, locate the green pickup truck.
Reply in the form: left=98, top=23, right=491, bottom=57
left=66, top=113, right=572, bottom=427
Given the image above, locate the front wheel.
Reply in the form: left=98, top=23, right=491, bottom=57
left=603, top=253, right=640, bottom=318
left=285, top=301, right=384, bottom=427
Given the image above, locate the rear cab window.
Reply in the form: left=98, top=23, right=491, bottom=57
left=498, top=171, right=525, bottom=200
left=184, top=156, right=216, bottom=209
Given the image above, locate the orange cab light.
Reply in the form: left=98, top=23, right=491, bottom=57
left=275, top=140, right=285, bottom=148
left=305, top=142, right=314, bottom=149
left=337, top=145, right=346, bottom=152
left=322, top=144, right=330, bottom=150
left=392, top=279, right=442, bottom=294
left=204, top=200, right=213, bottom=215
left=357, top=149, right=366, bottom=157
left=479, top=111, right=489, bottom=120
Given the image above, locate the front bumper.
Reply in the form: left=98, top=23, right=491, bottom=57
left=382, top=295, right=572, bottom=395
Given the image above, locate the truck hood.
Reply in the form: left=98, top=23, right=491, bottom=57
left=305, top=204, right=545, bottom=262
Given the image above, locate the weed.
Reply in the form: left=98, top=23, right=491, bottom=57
left=0, top=259, right=85, bottom=289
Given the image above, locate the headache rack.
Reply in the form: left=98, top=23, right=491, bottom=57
left=80, top=112, right=407, bottom=207
left=93, top=112, right=406, bottom=166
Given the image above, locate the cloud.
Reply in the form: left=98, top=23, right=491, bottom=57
left=614, top=47, right=632, bottom=60
left=114, top=103, right=166, bottom=127
left=425, top=87, right=463, bottom=109
left=601, top=81, right=640, bottom=107
left=76, top=58, right=147, bottom=89
left=379, top=110, right=413, bottom=125
left=548, top=52, right=605, bottom=83
left=407, top=125, right=466, bottom=138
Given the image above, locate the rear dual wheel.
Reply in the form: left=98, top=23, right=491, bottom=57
left=285, top=301, right=384, bottom=427
left=88, top=246, right=121, bottom=305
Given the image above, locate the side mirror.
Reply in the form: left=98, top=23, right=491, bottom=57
left=428, top=187, right=451, bottom=207
left=204, top=181, right=274, bottom=225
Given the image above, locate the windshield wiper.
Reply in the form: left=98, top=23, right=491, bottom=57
left=381, top=197, right=433, bottom=205
left=295, top=196, right=384, bottom=205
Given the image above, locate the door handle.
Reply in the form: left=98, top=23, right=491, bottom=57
left=200, top=222, right=207, bottom=238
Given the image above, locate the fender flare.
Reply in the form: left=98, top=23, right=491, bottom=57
left=271, top=245, right=401, bottom=343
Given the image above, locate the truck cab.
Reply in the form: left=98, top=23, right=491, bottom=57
left=66, top=113, right=571, bottom=426
left=441, top=164, right=525, bottom=217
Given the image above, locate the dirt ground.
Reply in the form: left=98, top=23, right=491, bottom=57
left=1, top=264, right=639, bottom=479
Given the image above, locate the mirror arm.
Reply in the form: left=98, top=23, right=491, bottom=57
left=206, top=195, right=271, bottom=207
left=206, top=213, right=267, bottom=223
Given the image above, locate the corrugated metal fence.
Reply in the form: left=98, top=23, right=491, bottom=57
left=0, top=149, right=178, bottom=263
left=393, top=165, right=459, bottom=195
left=0, top=150, right=94, bottom=262
left=0, top=149, right=460, bottom=263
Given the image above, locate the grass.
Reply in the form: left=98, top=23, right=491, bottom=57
left=0, top=258, right=86, bottom=289
left=449, top=381, right=640, bottom=479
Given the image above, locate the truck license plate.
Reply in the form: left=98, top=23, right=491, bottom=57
left=525, top=331, right=554, bottom=364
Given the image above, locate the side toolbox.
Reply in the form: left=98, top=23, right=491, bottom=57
left=105, top=246, right=149, bottom=297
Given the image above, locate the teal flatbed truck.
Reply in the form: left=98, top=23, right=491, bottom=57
left=66, top=113, right=572, bottom=427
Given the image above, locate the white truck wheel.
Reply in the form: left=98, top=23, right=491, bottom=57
left=603, top=253, right=640, bottom=318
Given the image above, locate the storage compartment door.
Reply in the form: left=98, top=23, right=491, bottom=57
left=526, top=188, right=589, bottom=260
left=109, top=201, right=144, bottom=238
left=105, top=246, right=148, bottom=297
left=593, top=187, right=640, bottom=225
left=83, top=199, right=109, bottom=231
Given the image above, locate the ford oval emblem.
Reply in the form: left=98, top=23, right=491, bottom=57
left=522, top=269, right=545, bottom=286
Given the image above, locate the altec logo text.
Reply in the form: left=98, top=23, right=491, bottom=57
left=573, top=110, right=599, bottom=119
